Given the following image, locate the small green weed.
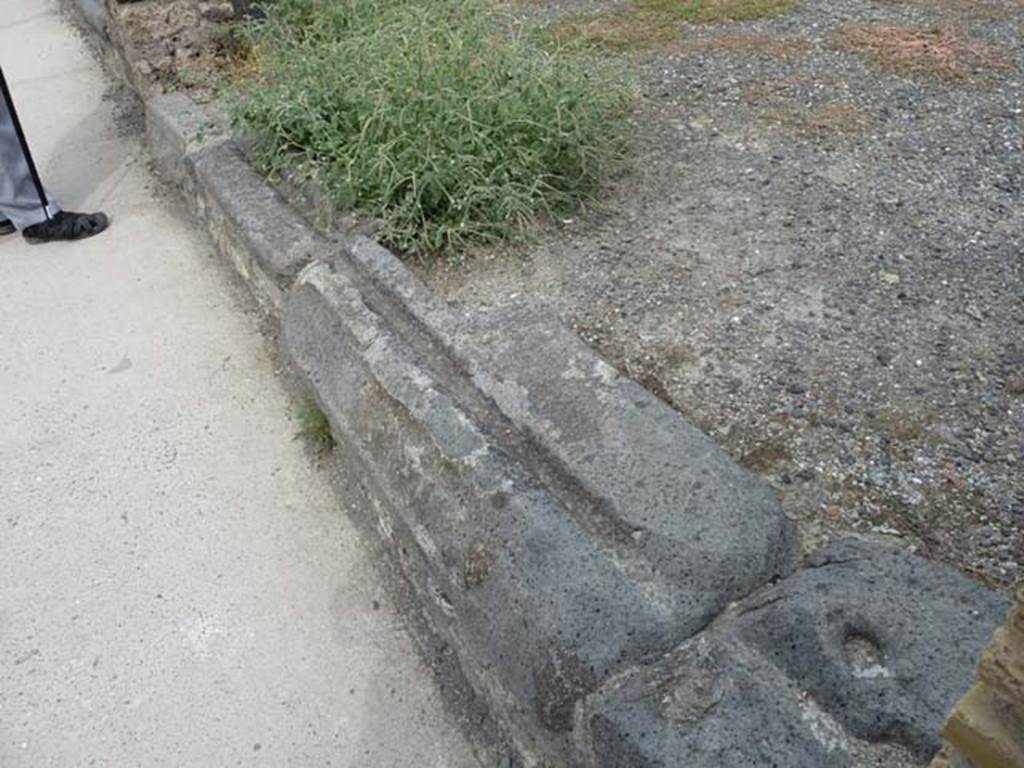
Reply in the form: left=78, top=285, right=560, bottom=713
left=295, top=395, right=334, bottom=452
left=230, top=0, right=633, bottom=260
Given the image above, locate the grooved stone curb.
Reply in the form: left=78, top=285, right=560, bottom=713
left=146, top=93, right=220, bottom=187
left=184, top=138, right=321, bottom=313
left=283, top=257, right=796, bottom=761
left=100, top=69, right=1011, bottom=766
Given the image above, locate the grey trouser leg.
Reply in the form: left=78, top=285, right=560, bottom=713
left=0, top=66, right=60, bottom=231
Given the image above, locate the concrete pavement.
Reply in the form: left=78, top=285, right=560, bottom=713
left=0, top=2, right=481, bottom=765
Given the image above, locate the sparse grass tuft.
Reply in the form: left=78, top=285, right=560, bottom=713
left=836, top=24, right=1010, bottom=80
left=295, top=395, right=334, bottom=453
left=230, top=0, right=633, bottom=260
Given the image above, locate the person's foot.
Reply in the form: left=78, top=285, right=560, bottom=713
left=0, top=218, right=14, bottom=236
left=23, top=211, right=109, bottom=244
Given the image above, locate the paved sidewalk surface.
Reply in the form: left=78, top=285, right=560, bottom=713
left=0, top=2, right=481, bottom=766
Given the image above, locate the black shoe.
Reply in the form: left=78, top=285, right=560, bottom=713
left=23, top=211, right=109, bottom=244
left=0, top=218, right=14, bottom=235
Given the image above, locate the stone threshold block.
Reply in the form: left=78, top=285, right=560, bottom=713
left=577, top=541, right=1011, bottom=768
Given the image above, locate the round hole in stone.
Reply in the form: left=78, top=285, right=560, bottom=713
left=843, top=631, right=891, bottom=679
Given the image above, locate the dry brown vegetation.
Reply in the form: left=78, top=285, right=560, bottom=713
left=547, top=0, right=797, bottom=51
left=738, top=71, right=873, bottom=137
left=638, top=0, right=796, bottom=22
left=836, top=24, right=1011, bottom=80
left=882, top=0, right=1024, bottom=19
left=740, top=74, right=812, bottom=101
left=547, top=9, right=681, bottom=50
left=690, top=32, right=812, bottom=58
left=764, top=102, right=873, bottom=136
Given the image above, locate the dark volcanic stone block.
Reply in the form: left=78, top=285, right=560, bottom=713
left=577, top=540, right=1010, bottom=767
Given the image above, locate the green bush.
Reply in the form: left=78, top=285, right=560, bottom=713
left=230, top=0, right=633, bottom=259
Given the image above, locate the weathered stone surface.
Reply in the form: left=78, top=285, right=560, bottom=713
left=577, top=540, right=1010, bottom=768
left=457, top=305, right=796, bottom=630
left=185, top=139, right=320, bottom=312
left=732, top=541, right=1009, bottom=757
left=343, top=237, right=797, bottom=638
left=578, top=634, right=852, bottom=768
left=283, top=259, right=795, bottom=763
left=145, top=93, right=223, bottom=187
